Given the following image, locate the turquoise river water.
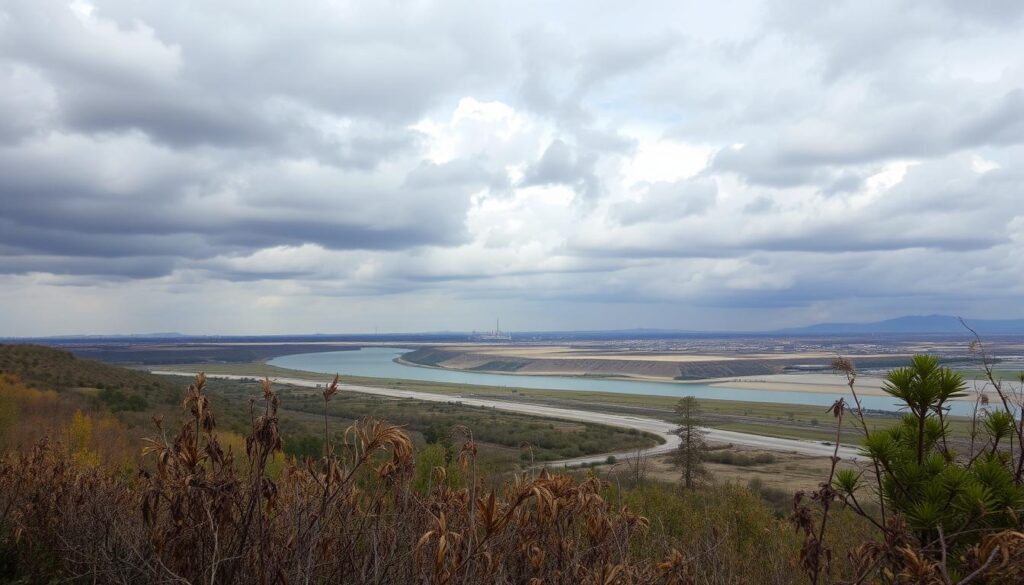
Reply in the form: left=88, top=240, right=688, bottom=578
left=269, top=347, right=974, bottom=415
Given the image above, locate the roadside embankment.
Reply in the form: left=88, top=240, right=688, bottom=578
left=151, top=370, right=862, bottom=464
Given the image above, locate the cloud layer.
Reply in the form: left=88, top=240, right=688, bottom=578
left=1, top=0, right=1022, bottom=334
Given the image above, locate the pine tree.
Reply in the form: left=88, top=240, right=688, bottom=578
left=672, top=396, right=707, bottom=488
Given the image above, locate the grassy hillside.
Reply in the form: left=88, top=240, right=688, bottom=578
left=0, top=344, right=659, bottom=465
left=0, top=344, right=178, bottom=394
left=62, top=342, right=362, bottom=365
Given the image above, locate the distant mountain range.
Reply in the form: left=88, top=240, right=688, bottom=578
left=777, top=315, right=1024, bottom=335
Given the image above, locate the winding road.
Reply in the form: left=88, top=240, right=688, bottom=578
left=152, top=371, right=862, bottom=465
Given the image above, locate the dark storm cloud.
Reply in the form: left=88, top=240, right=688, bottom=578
left=215, top=218, right=466, bottom=252
left=0, top=254, right=178, bottom=279
left=0, top=0, right=512, bottom=139
left=58, top=78, right=425, bottom=164
left=0, top=220, right=218, bottom=260
left=0, top=129, right=472, bottom=266
left=60, top=89, right=273, bottom=149
left=0, top=184, right=469, bottom=261
left=0, top=0, right=511, bottom=283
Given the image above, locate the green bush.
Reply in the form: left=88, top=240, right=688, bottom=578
left=703, top=450, right=776, bottom=466
left=840, top=356, right=1024, bottom=540
left=98, top=388, right=149, bottom=412
left=809, top=353, right=1024, bottom=581
left=282, top=434, right=322, bottom=460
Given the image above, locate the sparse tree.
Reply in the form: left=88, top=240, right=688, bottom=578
left=672, top=396, right=707, bottom=488
left=630, top=444, right=650, bottom=485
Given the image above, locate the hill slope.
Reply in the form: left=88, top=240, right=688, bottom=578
left=0, top=343, right=178, bottom=394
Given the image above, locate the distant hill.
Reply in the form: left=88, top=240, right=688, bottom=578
left=0, top=343, right=180, bottom=394
left=778, top=315, right=1024, bottom=335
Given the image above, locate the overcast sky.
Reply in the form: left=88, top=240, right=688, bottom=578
left=1, top=0, right=1023, bottom=335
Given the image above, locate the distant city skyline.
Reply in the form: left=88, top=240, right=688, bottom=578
left=1, top=1, right=1023, bottom=336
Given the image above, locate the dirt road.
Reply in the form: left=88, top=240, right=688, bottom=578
left=152, top=371, right=862, bottom=465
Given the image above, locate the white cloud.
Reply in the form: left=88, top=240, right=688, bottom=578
left=621, top=138, right=712, bottom=185
left=1, top=0, right=1022, bottom=334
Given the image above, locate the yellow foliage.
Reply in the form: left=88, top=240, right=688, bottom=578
left=68, top=410, right=100, bottom=468
left=0, top=374, right=136, bottom=466
left=0, top=373, right=59, bottom=408
left=0, top=374, right=61, bottom=448
left=72, top=446, right=101, bottom=468
left=69, top=410, right=93, bottom=450
left=218, top=430, right=286, bottom=477
left=0, top=389, right=15, bottom=448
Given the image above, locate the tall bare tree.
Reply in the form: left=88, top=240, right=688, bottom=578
left=630, top=444, right=650, bottom=485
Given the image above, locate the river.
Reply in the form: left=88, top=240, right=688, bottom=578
left=269, top=347, right=974, bottom=415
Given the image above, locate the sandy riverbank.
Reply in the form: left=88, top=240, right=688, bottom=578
left=704, top=373, right=889, bottom=396
left=397, top=355, right=874, bottom=393
left=398, top=356, right=987, bottom=403
left=400, top=346, right=915, bottom=385
left=399, top=353, right=899, bottom=396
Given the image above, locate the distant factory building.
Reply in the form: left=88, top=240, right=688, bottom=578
left=470, top=319, right=512, bottom=342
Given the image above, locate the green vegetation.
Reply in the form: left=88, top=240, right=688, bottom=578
left=152, top=360, right=963, bottom=444
left=954, top=368, right=1024, bottom=383
left=51, top=342, right=365, bottom=365
left=1, top=344, right=662, bottom=466
left=0, top=373, right=870, bottom=584
left=285, top=389, right=661, bottom=462
left=2, top=346, right=1023, bottom=583
left=795, top=354, right=1024, bottom=583
left=97, top=387, right=149, bottom=411
left=180, top=374, right=660, bottom=465
left=0, top=344, right=178, bottom=393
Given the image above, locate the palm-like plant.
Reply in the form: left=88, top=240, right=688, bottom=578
left=881, top=355, right=966, bottom=464
left=841, top=355, right=1023, bottom=563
